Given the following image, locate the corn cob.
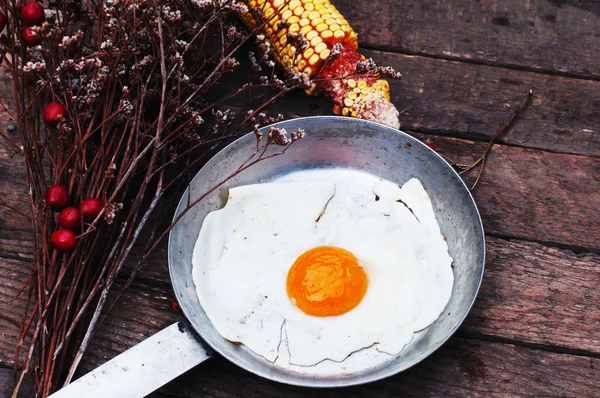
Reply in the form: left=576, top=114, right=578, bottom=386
left=242, top=0, right=400, bottom=128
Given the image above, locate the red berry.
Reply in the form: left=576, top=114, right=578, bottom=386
left=80, top=198, right=103, bottom=221
left=58, top=207, right=81, bottom=230
left=51, top=229, right=77, bottom=252
left=21, top=26, right=40, bottom=46
left=20, top=2, right=45, bottom=26
left=46, top=185, right=69, bottom=209
left=43, top=103, right=66, bottom=126
left=0, top=12, right=7, bottom=32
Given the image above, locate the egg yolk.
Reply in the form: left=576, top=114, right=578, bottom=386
left=286, top=246, right=368, bottom=317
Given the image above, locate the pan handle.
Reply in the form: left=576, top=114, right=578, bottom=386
left=49, top=321, right=213, bottom=398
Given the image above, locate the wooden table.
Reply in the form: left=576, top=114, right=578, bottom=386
left=2, top=1, right=600, bottom=396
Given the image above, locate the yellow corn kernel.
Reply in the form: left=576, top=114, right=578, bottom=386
left=316, top=23, right=328, bottom=32
left=348, top=79, right=357, bottom=88
left=348, top=91, right=357, bottom=100
left=314, top=42, right=327, bottom=53
left=311, top=17, right=324, bottom=26
left=342, top=107, right=351, bottom=116
left=306, top=30, right=318, bottom=40
left=243, top=0, right=360, bottom=78
left=358, top=80, right=367, bottom=89
left=276, top=28, right=287, bottom=38
left=344, top=98, right=354, bottom=107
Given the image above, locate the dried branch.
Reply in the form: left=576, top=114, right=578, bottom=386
left=460, top=89, right=533, bottom=190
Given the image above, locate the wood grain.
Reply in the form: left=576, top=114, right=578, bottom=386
left=422, top=133, right=600, bottom=250
left=146, top=337, right=600, bottom=397
left=463, top=237, right=600, bottom=354
left=86, top=236, right=600, bottom=360
left=332, top=0, right=600, bottom=79
left=272, top=51, right=600, bottom=157
left=4, top=236, right=598, bottom=370
left=0, top=258, right=32, bottom=360
left=0, top=367, right=33, bottom=398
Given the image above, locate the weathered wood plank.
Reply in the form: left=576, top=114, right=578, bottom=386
left=3, top=130, right=600, bottom=281
left=2, top=234, right=600, bottom=395
left=419, top=133, right=600, bottom=250
left=273, top=51, right=600, bottom=157
left=333, top=0, right=600, bottom=79
left=147, top=338, right=600, bottom=397
left=4, top=237, right=595, bottom=372
left=0, top=258, right=32, bottom=369
left=2, top=131, right=598, bottom=276
left=0, top=367, right=33, bottom=398
left=0, top=136, right=600, bottom=363
left=83, top=236, right=600, bottom=361
left=9, top=338, right=600, bottom=397
left=463, top=237, right=600, bottom=354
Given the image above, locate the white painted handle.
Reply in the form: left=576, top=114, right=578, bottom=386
left=49, top=321, right=213, bottom=398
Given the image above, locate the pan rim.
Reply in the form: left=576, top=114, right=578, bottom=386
left=168, top=116, right=486, bottom=388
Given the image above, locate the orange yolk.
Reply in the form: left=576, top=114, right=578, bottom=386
left=286, top=246, right=368, bottom=317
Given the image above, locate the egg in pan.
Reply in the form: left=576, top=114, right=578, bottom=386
left=192, top=170, right=453, bottom=371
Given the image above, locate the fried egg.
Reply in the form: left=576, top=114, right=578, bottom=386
left=192, top=170, right=453, bottom=371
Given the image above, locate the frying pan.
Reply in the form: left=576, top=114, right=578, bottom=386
left=50, top=116, right=485, bottom=398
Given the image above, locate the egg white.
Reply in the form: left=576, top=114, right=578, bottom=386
left=192, top=170, right=453, bottom=372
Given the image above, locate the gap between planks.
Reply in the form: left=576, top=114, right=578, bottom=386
left=360, top=44, right=600, bottom=83
left=333, top=0, right=600, bottom=81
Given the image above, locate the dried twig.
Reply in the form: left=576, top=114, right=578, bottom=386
left=460, top=89, right=533, bottom=190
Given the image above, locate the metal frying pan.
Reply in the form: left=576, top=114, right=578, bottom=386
left=51, top=116, right=485, bottom=398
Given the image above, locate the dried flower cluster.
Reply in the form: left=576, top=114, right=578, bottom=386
left=0, top=0, right=308, bottom=396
